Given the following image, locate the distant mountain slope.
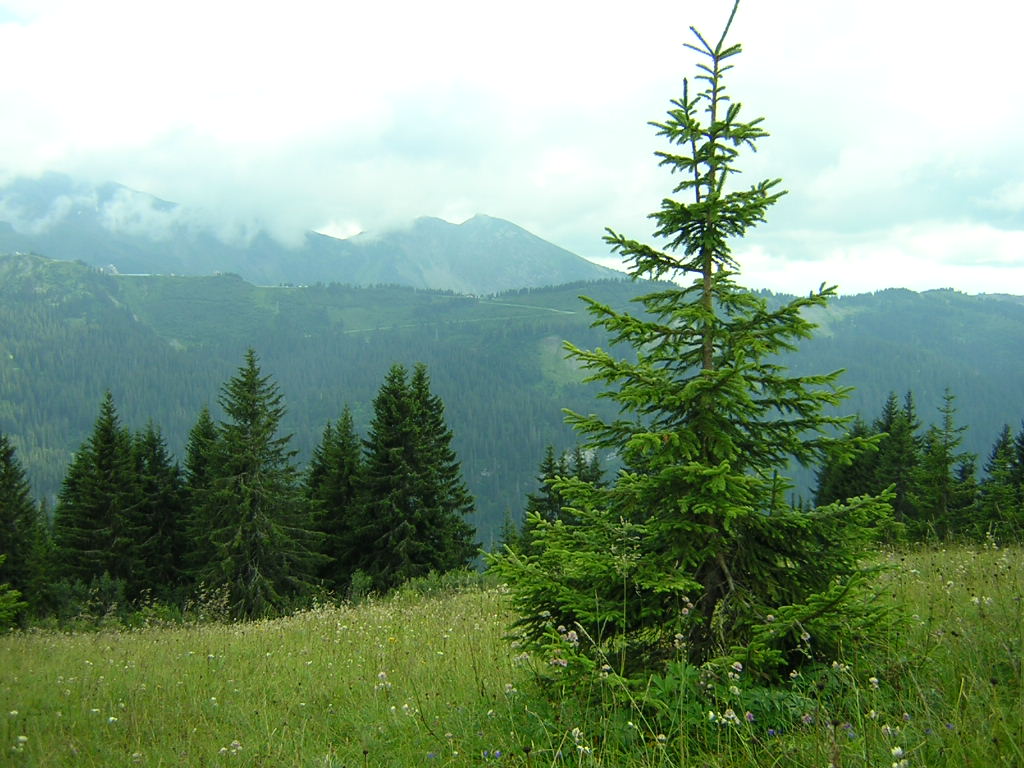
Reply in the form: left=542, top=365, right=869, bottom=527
left=2, top=252, right=1023, bottom=544
left=0, top=173, right=622, bottom=293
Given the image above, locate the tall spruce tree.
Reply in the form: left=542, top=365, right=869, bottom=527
left=182, top=405, right=218, bottom=578
left=355, top=363, right=476, bottom=592
left=195, top=350, right=324, bottom=619
left=130, top=424, right=188, bottom=602
left=873, top=391, right=922, bottom=526
left=912, top=390, right=973, bottom=539
left=0, top=432, right=44, bottom=614
left=408, top=363, right=476, bottom=571
left=355, top=364, right=426, bottom=592
left=52, top=392, right=138, bottom=586
left=975, top=425, right=1020, bottom=537
left=305, top=405, right=364, bottom=591
left=491, top=2, right=892, bottom=676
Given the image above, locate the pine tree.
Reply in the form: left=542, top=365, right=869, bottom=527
left=518, top=445, right=606, bottom=554
left=950, top=457, right=979, bottom=537
left=490, top=2, right=892, bottom=676
left=813, top=416, right=876, bottom=506
left=196, top=350, right=324, bottom=619
left=0, top=555, right=27, bottom=629
left=524, top=445, right=569, bottom=519
left=409, top=363, right=477, bottom=571
left=305, top=405, right=364, bottom=591
left=1012, top=422, right=1024, bottom=512
left=182, top=405, right=219, bottom=579
left=355, top=363, right=476, bottom=593
left=975, top=425, right=1020, bottom=538
left=130, top=423, right=188, bottom=602
left=911, top=390, right=973, bottom=539
left=52, top=392, right=137, bottom=586
left=355, top=364, right=425, bottom=592
left=873, top=392, right=922, bottom=527
left=0, top=432, right=43, bottom=614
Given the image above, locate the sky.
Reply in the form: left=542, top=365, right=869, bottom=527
left=1, top=0, right=1023, bottom=295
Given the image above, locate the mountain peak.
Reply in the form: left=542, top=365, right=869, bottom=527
left=0, top=174, right=624, bottom=293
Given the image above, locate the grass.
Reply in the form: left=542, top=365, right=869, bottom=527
left=1, top=544, right=1022, bottom=766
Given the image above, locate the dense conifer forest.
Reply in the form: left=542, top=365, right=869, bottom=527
left=2, top=251, right=1023, bottom=550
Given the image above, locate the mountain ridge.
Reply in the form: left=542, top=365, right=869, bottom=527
left=0, top=173, right=623, bottom=293
left=2, top=251, right=1023, bottom=542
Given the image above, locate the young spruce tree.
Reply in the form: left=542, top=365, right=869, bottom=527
left=491, top=1, right=892, bottom=678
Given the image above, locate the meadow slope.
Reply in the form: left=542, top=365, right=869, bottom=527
left=1, top=546, right=1021, bottom=767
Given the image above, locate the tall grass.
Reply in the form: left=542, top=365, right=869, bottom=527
left=1, top=545, right=1021, bottom=766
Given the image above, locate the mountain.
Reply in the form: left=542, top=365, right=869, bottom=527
left=2, top=251, right=1024, bottom=544
left=0, top=173, right=622, bottom=293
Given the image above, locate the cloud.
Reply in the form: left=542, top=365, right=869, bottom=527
left=96, top=187, right=187, bottom=241
left=1, top=1, right=1023, bottom=293
left=0, top=190, right=88, bottom=234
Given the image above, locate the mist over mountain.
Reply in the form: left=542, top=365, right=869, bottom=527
left=0, top=173, right=623, bottom=293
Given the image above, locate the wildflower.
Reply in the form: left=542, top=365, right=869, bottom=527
left=765, top=614, right=776, bottom=622
left=731, top=661, right=743, bottom=673
left=108, top=716, right=118, bottom=723
left=869, top=676, right=880, bottom=689
left=745, top=711, right=755, bottom=723
left=7, top=711, right=16, bottom=717
left=801, top=713, right=814, bottom=725
left=655, top=733, right=667, bottom=742
left=549, top=657, right=568, bottom=667
left=16, top=736, right=27, bottom=744
left=800, top=631, right=811, bottom=642
left=729, top=685, right=741, bottom=696
left=565, top=630, right=579, bottom=645
left=891, top=746, right=904, bottom=758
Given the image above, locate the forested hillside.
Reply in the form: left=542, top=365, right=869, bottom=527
left=2, top=251, right=1023, bottom=542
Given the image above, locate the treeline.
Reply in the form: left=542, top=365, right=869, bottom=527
left=0, top=351, right=476, bottom=627
left=815, top=389, right=1024, bottom=540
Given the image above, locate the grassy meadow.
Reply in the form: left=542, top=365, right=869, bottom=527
left=2, top=545, right=1022, bottom=767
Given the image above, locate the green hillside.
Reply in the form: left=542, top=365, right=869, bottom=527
left=2, top=251, right=1023, bottom=542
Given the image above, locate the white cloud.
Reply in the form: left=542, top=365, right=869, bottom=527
left=1, top=1, right=1024, bottom=293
